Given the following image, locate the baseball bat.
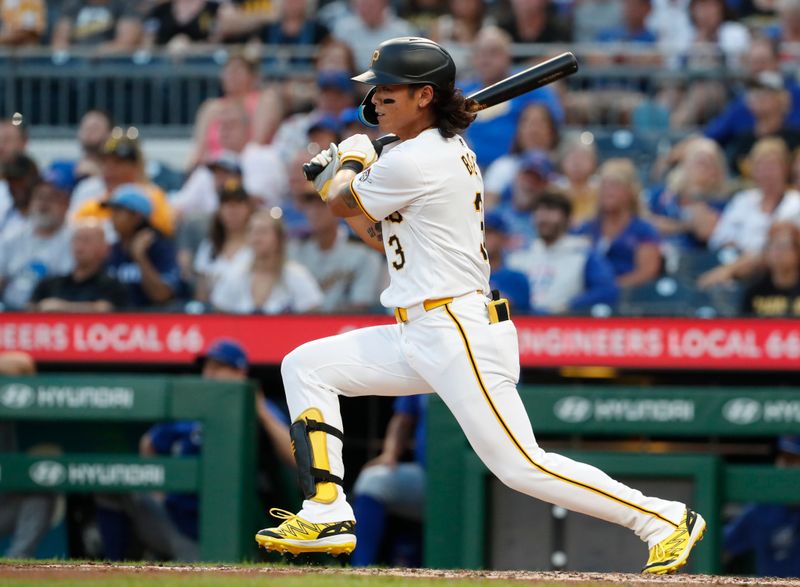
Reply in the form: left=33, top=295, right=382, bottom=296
left=303, top=51, right=578, bottom=181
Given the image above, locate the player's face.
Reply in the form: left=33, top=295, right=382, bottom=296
left=371, top=85, right=425, bottom=135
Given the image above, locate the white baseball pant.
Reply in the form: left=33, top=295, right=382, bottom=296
left=281, top=293, right=685, bottom=547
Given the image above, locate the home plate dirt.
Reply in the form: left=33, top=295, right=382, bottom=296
left=1, top=564, right=800, bottom=586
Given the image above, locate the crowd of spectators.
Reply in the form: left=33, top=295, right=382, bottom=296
left=2, top=0, right=800, bottom=318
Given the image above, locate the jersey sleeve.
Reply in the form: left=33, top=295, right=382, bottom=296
left=348, top=148, right=425, bottom=223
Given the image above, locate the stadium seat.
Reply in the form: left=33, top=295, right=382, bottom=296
left=672, top=249, right=725, bottom=283
left=618, top=276, right=719, bottom=317
left=592, top=130, right=658, bottom=180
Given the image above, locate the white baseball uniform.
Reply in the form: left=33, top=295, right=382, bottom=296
left=281, top=129, right=685, bottom=548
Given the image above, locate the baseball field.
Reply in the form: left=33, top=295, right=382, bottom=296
left=3, top=563, right=800, bottom=587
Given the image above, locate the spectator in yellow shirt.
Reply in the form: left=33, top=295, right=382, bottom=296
left=72, top=133, right=174, bottom=236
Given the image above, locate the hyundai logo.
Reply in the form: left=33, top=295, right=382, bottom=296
left=722, top=398, right=762, bottom=425
left=0, top=383, right=35, bottom=409
left=554, top=396, right=593, bottom=423
left=29, top=460, right=67, bottom=487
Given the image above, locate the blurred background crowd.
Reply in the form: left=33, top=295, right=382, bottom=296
left=2, top=0, right=800, bottom=318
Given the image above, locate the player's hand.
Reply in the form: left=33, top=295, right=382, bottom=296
left=309, top=143, right=339, bottom=201
left=338, top=134, right=378, bottom=171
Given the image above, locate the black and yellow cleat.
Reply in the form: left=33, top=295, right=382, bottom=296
left=642, top=508, right=706, bottom=574
left=255, top=508, right=356, bottom=556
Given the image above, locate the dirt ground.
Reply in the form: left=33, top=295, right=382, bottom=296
left=1, top=564, right=799, bottom=587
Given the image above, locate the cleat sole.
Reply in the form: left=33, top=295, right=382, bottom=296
left=255, top=533, right=355, bottom=557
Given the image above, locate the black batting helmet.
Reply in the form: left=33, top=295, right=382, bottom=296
left=352, top=37, right=457, bottom=128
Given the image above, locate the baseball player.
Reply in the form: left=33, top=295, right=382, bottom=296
left=255, top=37, right=706, bottom=574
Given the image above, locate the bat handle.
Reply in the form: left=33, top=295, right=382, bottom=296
left=302, top=134, right=400, bottom=181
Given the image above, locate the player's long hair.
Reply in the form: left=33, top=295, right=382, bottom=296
left=431, top=85, right=478, bottom=138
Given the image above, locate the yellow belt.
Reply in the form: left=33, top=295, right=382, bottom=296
left=394, top=297, right=453, bottom=323
left=394, top=291, right=483, bottom=323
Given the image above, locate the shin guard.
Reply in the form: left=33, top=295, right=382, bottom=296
left=290, top=408, right=344, bottom=503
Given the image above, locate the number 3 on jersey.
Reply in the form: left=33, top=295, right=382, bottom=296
left=474, top=192, right=488, bottom=262
left=388, top=235, right=405, bottom=270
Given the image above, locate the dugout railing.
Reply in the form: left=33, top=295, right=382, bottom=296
left=426, top=385, right=800, bottom=574
left=0, top=375, right=257, bottom=561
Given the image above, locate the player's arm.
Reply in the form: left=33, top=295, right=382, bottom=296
left=310, top=156, right=383, bottom=250
left=326, top=169, right=362, bottom=218
left=344, top=215, right=385, bottom=254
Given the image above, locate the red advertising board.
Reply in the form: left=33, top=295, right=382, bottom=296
left=2, top=313, right=800, bottom=370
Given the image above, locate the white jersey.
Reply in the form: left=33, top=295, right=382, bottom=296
left=349, top=129, right=490, bottom=308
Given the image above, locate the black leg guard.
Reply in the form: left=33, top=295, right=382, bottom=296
left=290, top=409, right=345, bottom=503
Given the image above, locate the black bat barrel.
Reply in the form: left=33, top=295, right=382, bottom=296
left=468, top=52, right=578, bottom=110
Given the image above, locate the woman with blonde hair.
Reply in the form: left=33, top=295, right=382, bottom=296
left=647, top=136, right=730, bottom=249
left=709, top=137, right=800, bottom=254
left=574, top=158, right=663, bottom=287
left=699, top=137, right=800, bottom=287
left=210, top=210, right=323, bottom=314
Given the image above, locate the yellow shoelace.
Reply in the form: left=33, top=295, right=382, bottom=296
left=269, top=508, right=299, bottom=522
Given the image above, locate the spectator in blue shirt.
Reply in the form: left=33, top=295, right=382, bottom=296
left=646, top=136, right=729, bottom=250
left=722, top=72, right=800, bottom=171
left=104, top=184, right=181, bottom=308
left=705, top=70, right=800, bottom=167
left=461, top=26, right=563, bottom=170
left=484, top=211, right=532, bottom=314
left=492, top=150, right=557, bottom=253
left=508, top=192, right=618, bottom=314
left=351, top=395, right=427, bottom=568
left=574, top=159, right=663, bottom=287
left=724, top=435, right=800, bottom=577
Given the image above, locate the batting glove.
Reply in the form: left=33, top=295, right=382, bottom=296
left=309, top=143, right=340, bottom=201
left=338, top=134, right=378, bottom=172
